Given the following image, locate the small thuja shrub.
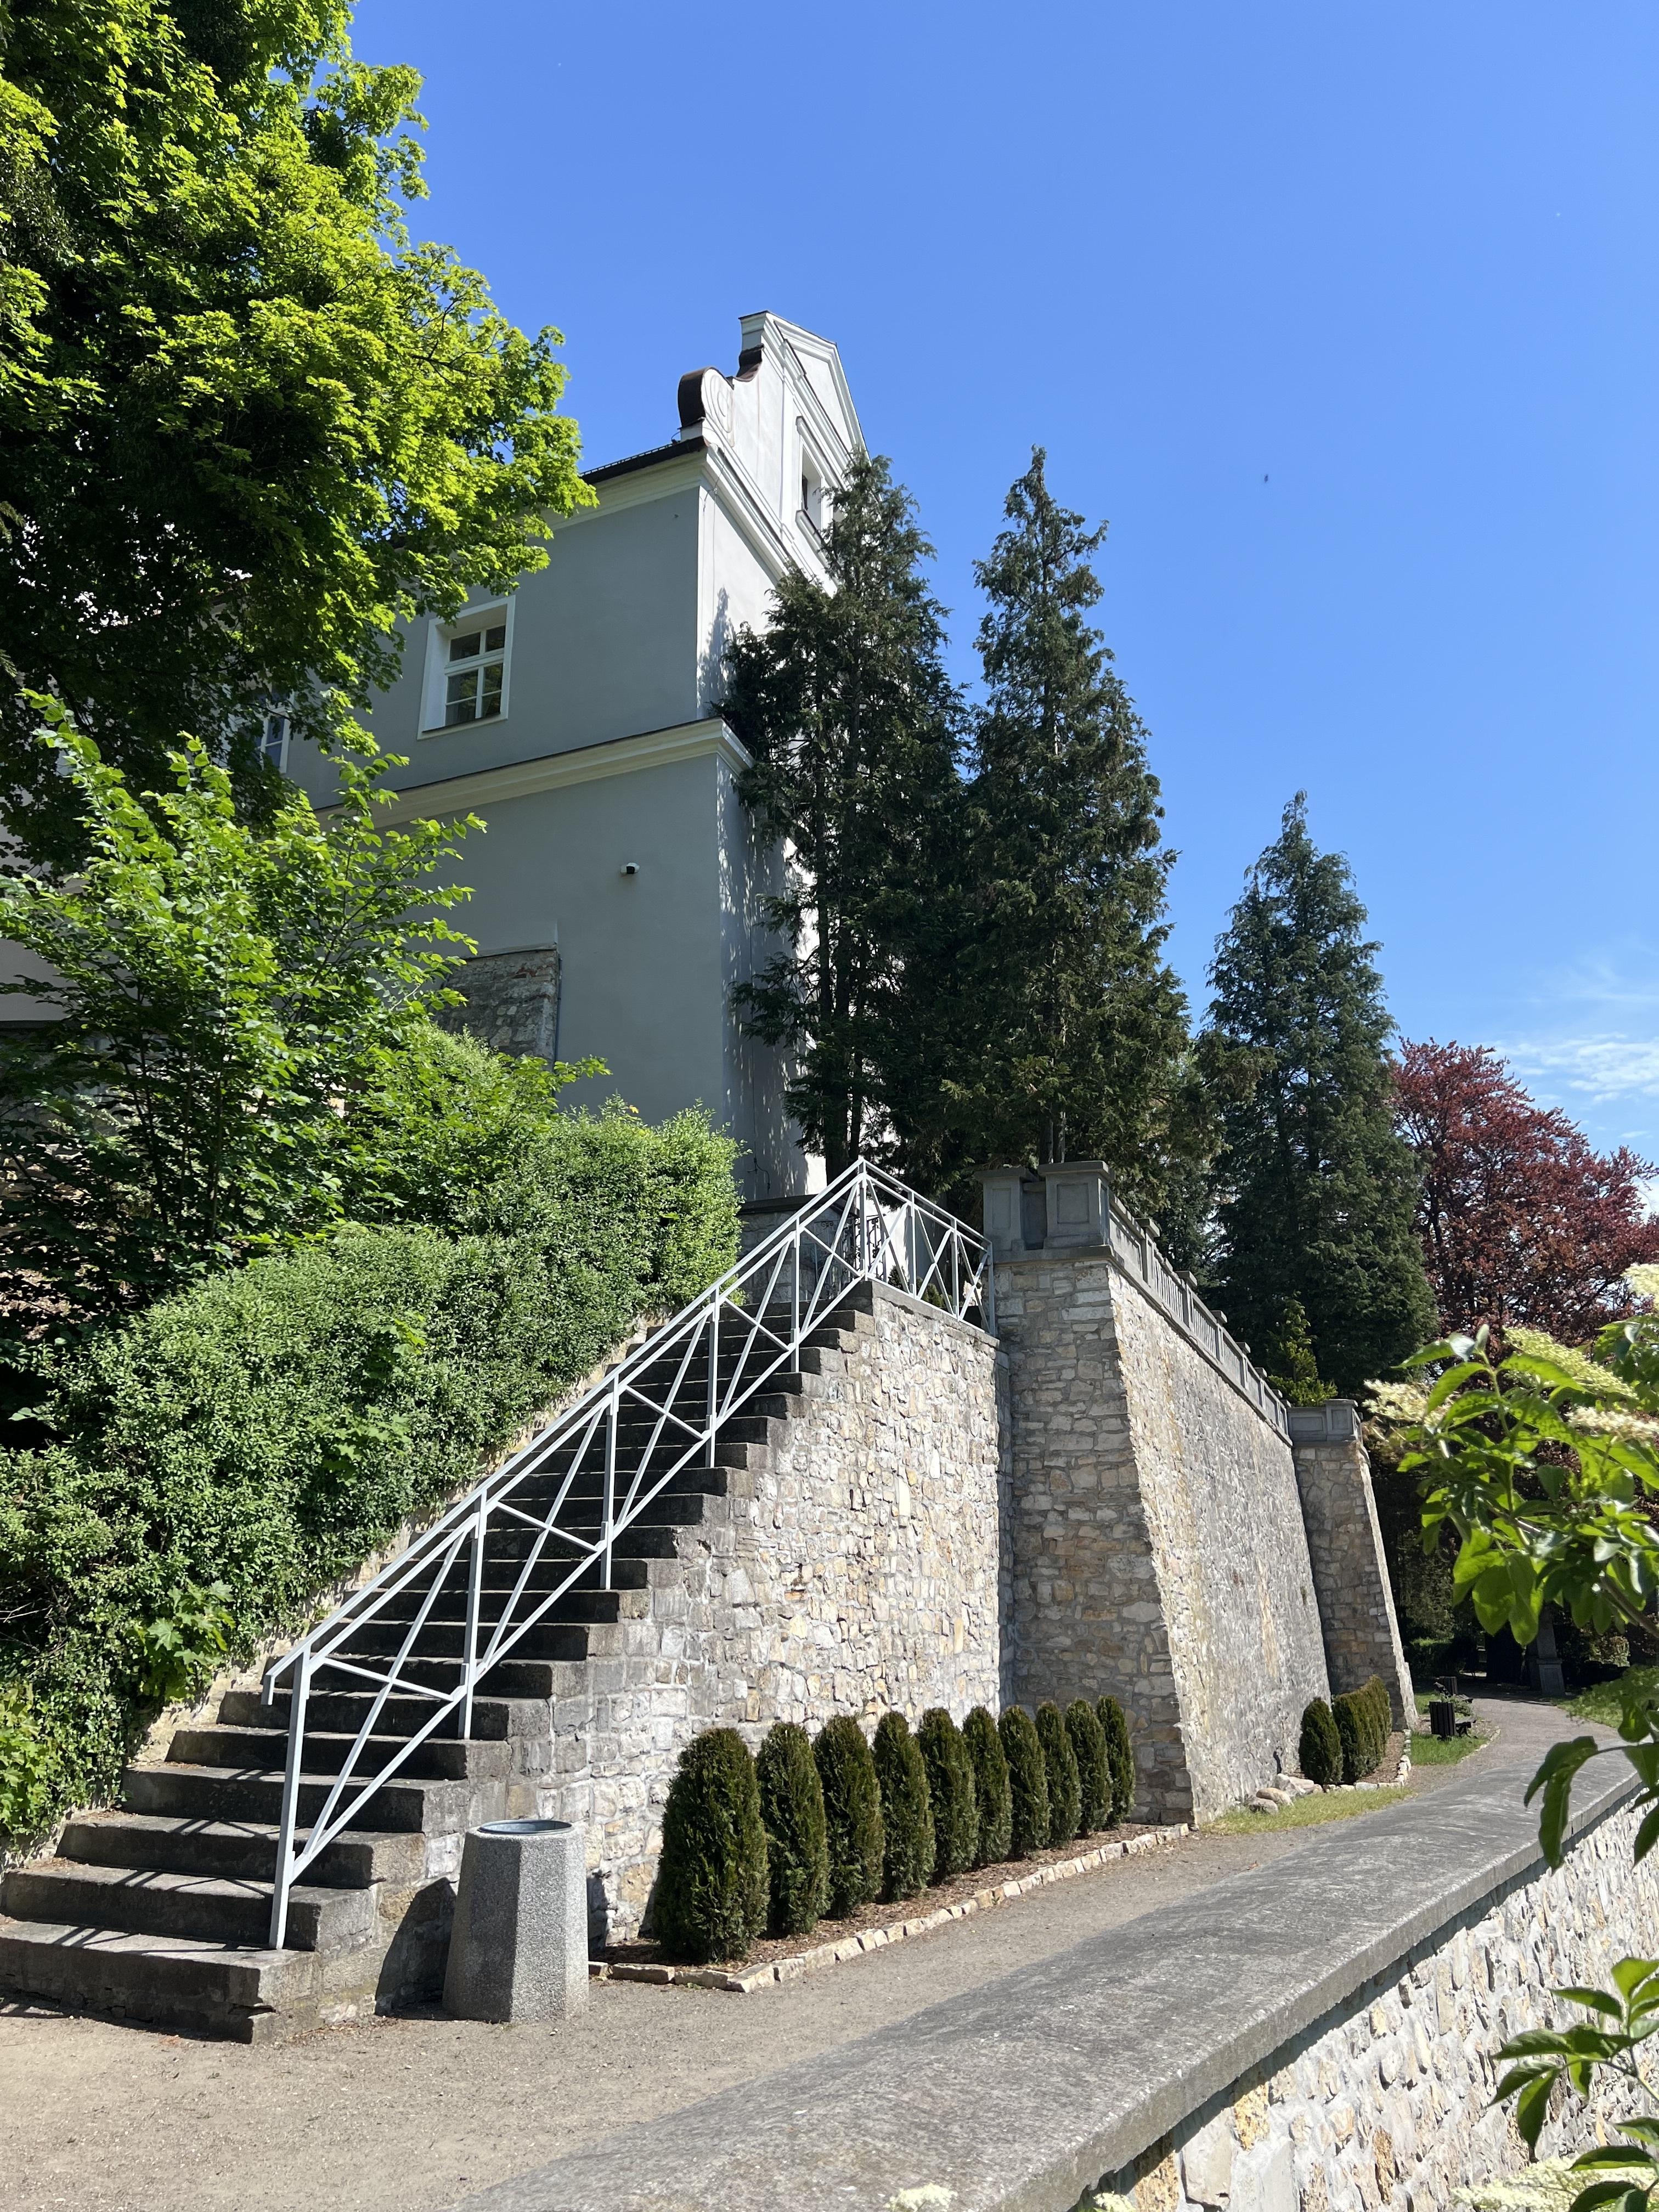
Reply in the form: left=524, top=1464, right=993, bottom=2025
left=814, top=1715, right=884, bottom=1917
left=755, top=1720, right=830, bottom=1938
left=1332, top=1686, right=1388, bottom=1784
left=1364, top=1677, right=1394, bottom=1759
left=917, top=1708, right=978, bottom=1882
left=1299, top=1697, right=1342, bottom=1786
left=872, top=1711, right=935, bottom=1901
left=999, top=1705, right=1049, bottom=1856
left=1065, top=1700, right=1113, bottom=1835
left=1036, top=1701, right=1081, bottom=1847
left=963, top=1705, right=1012, bottom=1866
left=652, top=1728, right=769, bottom=1964
left=1097, top=1696, right=1135, bottom=1824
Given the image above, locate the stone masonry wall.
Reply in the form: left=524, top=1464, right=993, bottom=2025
left=997, top=1252, right=1329, bottom=1826
left=1290, top=1404, right=1417, bottom=1728
left=436, top=945, right=561, bottom=1064
left=518, top=1281, right=1005, bottom=1942
left=1109, top=1796, right=1659, bottom=2212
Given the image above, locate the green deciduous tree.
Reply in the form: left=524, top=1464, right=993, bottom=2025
left=949, top=451, right=1204, bottom=1224
left=0, top=0, right=589, bottom=864
left=723, top=454, right=964, bottom=1177
left=1201, top=795, right=1435, bottom=1397
left=0, top=701, right=477, bottom=1342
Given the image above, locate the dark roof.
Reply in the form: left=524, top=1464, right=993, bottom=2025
left=583, top=435, right=704, bottom=487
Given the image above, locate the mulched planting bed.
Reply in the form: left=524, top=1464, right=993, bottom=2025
left=598, top=1821, right=1184, bottom=1993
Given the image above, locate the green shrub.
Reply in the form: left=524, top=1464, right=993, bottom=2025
left=1096, top=1696, right=1135, bottom=1824
left=1000, top=1705, right=1050, bottom=1856
left=0, top=1088, right=739, bottom=1840
left=755, top=1721, right=830, bottom=1938
left=872, top=1711, right=935, bottom=1901
left=814, top=1717, right=884, bottom=1918
left=963, top=1705, right=1012, bottom=1865
left=0, top=1685, right=51, bottom=1841
left=652, top=1728, right=769, bottom=1963
left=1065, top=1700, right=1113, bottom=1834
left=917, top=1709, right=978, bottom=1882
left=1332, top=1683, right=1390, bottom=1783
left=1036, top=1702, right=1082, bottom=1846
left=1299, top=1697, right=1342, bottom=1786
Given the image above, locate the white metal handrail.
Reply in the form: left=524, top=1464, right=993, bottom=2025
left=261, top=1159, right=989, bottom=1945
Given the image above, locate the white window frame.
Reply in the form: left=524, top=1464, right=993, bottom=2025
left=257, top=709, right=290, bottom=772
left=797, top=423, right=831, bottom=541
left=420, top=599, right=516, bottom=736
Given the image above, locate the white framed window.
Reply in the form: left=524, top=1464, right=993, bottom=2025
left=797, top=425, right=830, bottom=540
left=422, top=602, right=514, bottom=735
left=257, top=711, right=290, bottom=772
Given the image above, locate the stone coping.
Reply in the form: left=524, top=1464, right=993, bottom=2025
left=592, top=1828, right=1188, bottom=1994
left=452, top=1704, right=1631, bottom=2212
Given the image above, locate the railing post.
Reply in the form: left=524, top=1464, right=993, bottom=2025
left=601, top=1374, right=618, bottom=1591
left=459, top=1492, right=486, bottom=1741
left=791, top=1235, right=800, bottom=1345
left=705, top=1299, right=719, bottom=1468
left=950, top=1227, right=959, bottom=1316
left=268, top=1644, right=311, bottom=1949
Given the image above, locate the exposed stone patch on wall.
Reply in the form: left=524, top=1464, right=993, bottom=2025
left=517, top=1281, right=1005, bottom=1941
left=1290, top=1403, right=1417, bottom=1728
left=436, top=945, right=561, bottom=1064
left=1104, top=1797, right=1659, bottom=2212
left=997, top=1252, right=1329, bottom=1826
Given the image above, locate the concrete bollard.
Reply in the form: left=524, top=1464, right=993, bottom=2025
left=443, top=1818, right=589, bottom=2024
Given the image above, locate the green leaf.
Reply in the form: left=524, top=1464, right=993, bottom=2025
left=1515, top=2070, right=1553, bottom=2154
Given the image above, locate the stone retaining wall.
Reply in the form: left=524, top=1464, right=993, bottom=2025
left=1109, top=1794, right=1659, bottom=2212
left=517, top=1281, right=1005, bottom=1941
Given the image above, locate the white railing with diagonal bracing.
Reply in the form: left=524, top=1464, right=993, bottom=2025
left=261, top=1160, right=989, bottom=1946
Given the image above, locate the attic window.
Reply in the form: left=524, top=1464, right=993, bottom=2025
left=799, top=452, right=827, bottom=537
left=425, top=606, right=513, bottom=733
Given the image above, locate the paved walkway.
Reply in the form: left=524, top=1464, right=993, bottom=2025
left=0, top=1700, right=1588, bottom=2212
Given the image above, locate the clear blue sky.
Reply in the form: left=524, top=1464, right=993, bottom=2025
left=358, top=0, right=1657, bottom=1161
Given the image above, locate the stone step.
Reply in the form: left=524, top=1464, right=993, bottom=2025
left=0, top=1917, right=318, bottom=2043
left=0, top=1858, right=373, bottom=1952
left=121, top=1760, right=477, bottom=1834
left=57, top=1812, right=421, bottom=1890
left=343, top=1599, right=634, bottom=1658
left=166, top=1725, right=514, bottom=1785
left=217, top=1688, right=546, bottom=1742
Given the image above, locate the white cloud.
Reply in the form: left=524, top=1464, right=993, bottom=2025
left=1500, top=1036, right=1659, bottom=1103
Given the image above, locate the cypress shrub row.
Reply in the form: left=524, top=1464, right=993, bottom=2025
left=1299, top=1697, right=1342, bottom=1786
left=1331, top=1677, right=1393, bottom=1784
left=652, top=1693, right=1146, bottom=1959
left=1097, top=1696, right=1135, bottom=1822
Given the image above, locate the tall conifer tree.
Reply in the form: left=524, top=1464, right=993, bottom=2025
left=721, top=455, right=963, bottom=1176
left=1203, top=795, right=1435, bottom=1396
left=950, top=450, right=1201, bottom=1222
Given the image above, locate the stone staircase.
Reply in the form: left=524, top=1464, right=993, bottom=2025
left=0, top=1295, right=876, bottom=2041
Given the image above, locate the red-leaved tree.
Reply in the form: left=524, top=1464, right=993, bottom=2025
left=1395, top=1039, right=1659, bottom=1339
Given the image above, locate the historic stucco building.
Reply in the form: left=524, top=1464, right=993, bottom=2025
left=285, top=311, right=861, bottom=1203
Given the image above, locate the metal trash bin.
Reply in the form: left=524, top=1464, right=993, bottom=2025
left=443, top=1818, right=589, bottom=2024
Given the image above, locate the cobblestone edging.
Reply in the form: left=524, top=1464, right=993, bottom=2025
left=592, top=1826, right=1189, bottom=1993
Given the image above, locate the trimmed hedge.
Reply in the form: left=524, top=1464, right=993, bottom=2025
left=963, top=1705, right=1012, bottom=1866
left=653, top=1727, right=769, bottom=1963
left=917, top=1708, right=978, bottom=1883
left=1333, top=1677, right=1393, bottom=1784
left=1299, top=1697, right=1342, bottom=1786
left=1036, top=1701, right=1081, bottom=1847
left=873, top=1711, right=935, bottom=1900
left=1065, top=1700, right=1113, bottom=1835
left=814, top=1716, right=884, bottom=1918
left=755, top=1720, right=829, bottom=1937
left=1097, top=1696, right=1135, bottom=1824
left=0, top=1049, right=740, bottom=1843
left=1000, top=1704, right=1050, bottom=1855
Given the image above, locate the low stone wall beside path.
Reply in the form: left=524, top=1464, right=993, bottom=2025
left=452, top=1701, right=1655, bottom=2212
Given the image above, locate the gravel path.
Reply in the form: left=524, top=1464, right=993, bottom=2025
left=0, top=1700, right=1545, bottom=2212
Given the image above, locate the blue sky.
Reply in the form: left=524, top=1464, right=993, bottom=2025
left=357, top=0, right=1657, bottom=1160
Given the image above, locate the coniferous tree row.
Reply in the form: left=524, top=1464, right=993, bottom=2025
left=721, top=455, right=966, bottom=1177
left=1200, top=795, right=1436, bottom=1397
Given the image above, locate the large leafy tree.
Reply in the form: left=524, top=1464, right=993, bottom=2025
left=1395, top=1037, right=1659, bottom=1340
left=721, top=454, right=964, bottom=1177
left=0, top=0, right=589, bottom=863
left=949, top=449, right=1203, bottom=1223
left=0, top=699, right=478, bottom=1341
left=1203, top=795, right=1435, bottom=1397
